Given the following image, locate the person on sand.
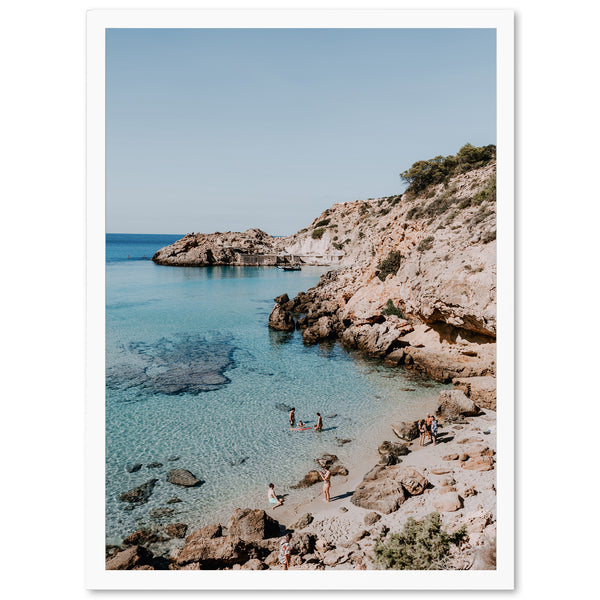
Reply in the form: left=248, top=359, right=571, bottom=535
left=425, top=413, right=433, bottom=444
left=314, top=412, right=323, bottom=432
left=431, top=415, right=438, bottom=446
left=268, top=483, right=283, bottom=508
left=279, top=533, right=292, bottom=570
left=418, top=419, right=427, bottom=446
left=319, top=466, right=331, bottom=502
left=289, top=408, right=296, bottom=427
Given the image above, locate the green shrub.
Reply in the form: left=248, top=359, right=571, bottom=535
left=380, top=207, right=391, bottom=216
left=314, top=219, right=330, bottom=228
left=312, top=228, right=326, bottom=239
left=376, top=250, right=403, bottom=281
left=358, top=231, right=365, bottom=239
left=382, top=299, right=405, bottom=318
left=374, top=512, right=467, bottom=570
left=417, top=236, right=434, bottom=252
left=400, top=144, right=496, bottom=194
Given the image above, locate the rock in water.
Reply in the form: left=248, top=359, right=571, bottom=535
left=166, top=469, right=203, bottom=487
left=146, top=462, right=163, bottom=469
left=166, top=523, right=188, bottom=538
left=119, top=479, right=158, bottom=504
left=274, top=402, right=293, bottom=412
left=125, top=462, right=142, bottom=473
left=149, top=507, right=175, bottom=519
left=268, top=304, right=295, bottom=331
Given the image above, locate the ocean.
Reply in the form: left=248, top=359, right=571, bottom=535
left=105, top=233, right=446, bottom=543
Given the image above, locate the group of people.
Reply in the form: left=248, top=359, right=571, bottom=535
left=288, top=407, right=323, bottom=432
left=418, top=413, right=438, bottom=446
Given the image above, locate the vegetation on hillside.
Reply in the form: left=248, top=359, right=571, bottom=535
left=374, top=512, right=467, bottom=570
left=400, top=144, right=496, bottom=195
left=376, top=250, right=403, bottom=281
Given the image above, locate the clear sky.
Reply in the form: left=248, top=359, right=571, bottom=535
left=106, top=28, right=496, bottom=235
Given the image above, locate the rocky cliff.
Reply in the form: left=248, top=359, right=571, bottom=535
left=269, top=151, right=497, bottom=385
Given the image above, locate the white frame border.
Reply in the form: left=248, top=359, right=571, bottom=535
left=86, top=8, right=514, bottom=590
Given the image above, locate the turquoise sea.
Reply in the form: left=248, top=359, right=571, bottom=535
left=105, top=234, right=446, bottom=543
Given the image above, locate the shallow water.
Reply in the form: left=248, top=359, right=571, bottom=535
left=105, top=234, right=447, bottom=543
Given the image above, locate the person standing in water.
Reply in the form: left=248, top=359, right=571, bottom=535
left=268, top=483, right=283, bottom=508
left=319, top=466, right=331, bottom=502
left=314, top=412, right=323, bottom=432
left=289, top=408, right=296, bottom=427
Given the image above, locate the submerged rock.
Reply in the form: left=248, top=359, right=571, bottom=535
left=166, top=469, right=203, bottom=487
left=119, top=479, right=158, bottom=504
left=125, top=463, right=142, bottom=473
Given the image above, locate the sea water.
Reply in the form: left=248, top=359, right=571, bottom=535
left=105, top=234, right=447, bottom=543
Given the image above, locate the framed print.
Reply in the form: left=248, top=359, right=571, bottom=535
left=87, top=8, right=514, bottom=590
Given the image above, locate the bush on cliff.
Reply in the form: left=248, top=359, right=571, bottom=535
left=376, top=250, right=403, bottom=281
left=400, top=144, right=496, bottom=194
left=382, top=299, right=405, bottom=318
left=374, top=512, right=466, bottom=570
left=312, top=228, right=326, bottom=239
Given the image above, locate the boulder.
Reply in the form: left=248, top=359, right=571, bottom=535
left=119, top=479, right=158, bottom=504
left=391, top=421, right=420, bottom=442
left=274, top=293, right=289, bottom=305
left=241, top=558, right=267, bottom=570
left=291, top=513, right=314, bottom=530
left=435, top=389, right=480, bottom=422
left=383, top=349, right=405, bottom=366
left=443, top=454, right=459, bottom=461
left=378, top=440, right=410, bottom=457
left=122, top=529, right=158, bottom=546
left=462, top=457, right=495, bottom=471
left=106, top=545, right=154, bottom=570
left=291, top=470, right=321, bottom=489
left=146, top=462, right=163, bottom=469
left=125, top=462, right=142, bottom=473
left=302, top=316, right=336, bottom=344
left=433, top=492, right=463, bottom=512
left=397, top=467, right=428, bottom=496
left=329, top=464, right=349, bottom=476
left=453, top=376, right=496, bottom=410
left=351, top=469, right=406, bottom=514
left=226, top=508, right=280, bottom=541
left=291, top=532, right=317, bottom=555
left=185, top=523, right=222, bottom=543
left=166, top=469, right=203, bottom=487
left=316, top=454, right=338, bottom=468
left=364, top=511, right=381, bottom=525
left=268, top=304, right=295, bottom=332
left=176, top=535, right=250, bottom=568
left=166, top=523, right=188, bottom=538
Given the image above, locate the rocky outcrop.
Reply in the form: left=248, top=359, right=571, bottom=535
left=351, top=465, right=428, bottom=513
left=453, top=376, right=497, bottom=410
left=106, top=545, right=154, bottom=570
left=226, top=508, right=281, bottom=542
left=436, top=389, right=480, bottom=422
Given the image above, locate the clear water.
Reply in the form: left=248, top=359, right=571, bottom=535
left=106, top=234, right=447, bottom=543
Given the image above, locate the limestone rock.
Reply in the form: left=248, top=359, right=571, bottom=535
left=166, top=523, right=187, bottom=538
left=268, top=304, right=295, bottom=332
left=122, top=529, right=158, bottom=546
left=391, top=421, right=420, bottom=442
left=291, top=513, right=314, bottom=530
left=433, top=492, right=463, bottom=512
left=176, top=536, right=250, bottom=568
left=436, top=389, right=480, bottom=422
left=166, top=469, right=203, bottom=487
left=241, top=558, right=266, bottom=570
left=106, top=545, right=154, bottom=570
left=453, top=376, right=497, bottom=410
left=226, top=508, right=280, bottom=541
left=119, top=479, right=158, bottom=504
left=364, top=511, right=381, bottom=526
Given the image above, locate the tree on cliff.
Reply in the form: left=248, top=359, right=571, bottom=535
left=400, top=144, right=496, bottom=194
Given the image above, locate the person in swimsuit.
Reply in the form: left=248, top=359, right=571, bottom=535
left=314, top=412, right=323, bottom=432
left=297, top=420, right=305, bottom=428
left=431, top=415, right=438, bottom=445
left=418, top=419, right=427, bottom=446
left=278, top=533, right=292, bottom=570
left=289, top=408, right=296, bottom=427
left=425, top=414, right=433, bottom=444
left=319, top=467, right=331, bottom=502
left=268, top=483, right=283, bottom=508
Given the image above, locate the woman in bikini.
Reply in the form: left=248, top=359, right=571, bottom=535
left=319, top=467, right=331, bottom=502
left=418, top=419, right=427, bottom=446
left=314, top=412, right=323, bottom=432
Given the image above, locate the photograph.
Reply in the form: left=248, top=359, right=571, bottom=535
left=88, top=9, right=514, bottom=589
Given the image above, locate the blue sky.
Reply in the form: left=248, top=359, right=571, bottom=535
left=106, top=28, right=496, bottom=235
